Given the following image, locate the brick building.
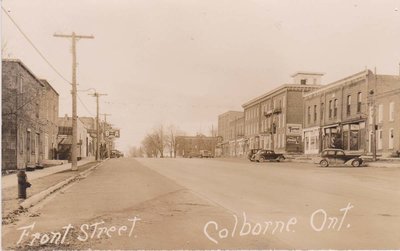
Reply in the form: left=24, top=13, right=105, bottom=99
left=242, top=72, right=322, bottom=154
left=2, top=59, right=59, bottom=170
left=217, top=111, right=243, bottom=156
left=302, top=70, right=400, bottom=156
left=39, top=79, right=59, bottom=161
left=175, top=135, right=219, bottom=157
left=372, top=75, right=400, bottom=156
left=228, top=116, right=245, bottom=156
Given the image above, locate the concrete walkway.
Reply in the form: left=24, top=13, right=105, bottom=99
left=1, top=157, right=95, bottom=189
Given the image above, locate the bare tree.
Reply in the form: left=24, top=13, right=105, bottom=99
left=165, top=124, right=186, bottom=158
left=140, top=124, right=186, bottom=158
left=141, top=134, right=158, bottom=158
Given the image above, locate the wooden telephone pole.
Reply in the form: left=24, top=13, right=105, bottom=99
left=101, top=113, right=112, bottom=158
left=54, top=32, right=94, bottom=170
left=89, top=92, right=107, bottom=161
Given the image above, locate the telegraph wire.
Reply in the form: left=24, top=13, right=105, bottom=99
left=77, top=94, right=94, bottom=116
left=1, top=6, right=71, bottom=85
left=3, top=7, right=98, bottom=120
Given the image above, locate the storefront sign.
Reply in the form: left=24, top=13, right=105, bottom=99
left=286, top=124, right=302, bottom=135
left=350, top=124, right=360, bottom=130
left=287, top=136, right=301, bottom=144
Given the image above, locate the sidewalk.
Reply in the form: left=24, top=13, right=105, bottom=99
left=2, top=157, right=94, bottom=189
left=2, top=158, right=100, bottom=225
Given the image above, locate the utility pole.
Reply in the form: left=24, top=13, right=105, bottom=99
left=234, top=117, right=238, bottom=157
left=89, top=92, right=107, bottom=161
left=54, top=32, right=94, bottom=170
left=101, top=113, right=112, bottom=158
left=372, top=68, right=378, bottom=161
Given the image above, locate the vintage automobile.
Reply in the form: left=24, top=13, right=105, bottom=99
left=110, top=150, right=124, bottom=158
left=199, top=150, right=213, bottom=158
left=314, top=149, right=363, bottom=167
left=253, top=150, right=286, bottom=162
left=247, top=149, right=260, bottom=162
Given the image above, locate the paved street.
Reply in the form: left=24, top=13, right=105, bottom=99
left=2, top=157, right=400, bottom=249
left=136, top=158, right=400, bottom=249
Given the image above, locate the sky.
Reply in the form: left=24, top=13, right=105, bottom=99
left=2, top=0, right=400, bottom=153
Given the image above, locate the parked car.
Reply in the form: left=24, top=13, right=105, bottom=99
left=253, top=150, right=285, bottom=162
left=199, top=150, right=213, bottom=158
left=247, top=149, right=260, bottom=162
left=185, top=152, right=202, bottom=158
left=314, top=149, right=363, bottom=167
left=111, top=150, right=124, bottom=158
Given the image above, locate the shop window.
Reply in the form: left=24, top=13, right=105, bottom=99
left=343, top=130, right=349, bottom=150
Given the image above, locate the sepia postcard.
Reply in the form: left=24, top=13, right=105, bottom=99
left=1, top=0, right=400, bottom=250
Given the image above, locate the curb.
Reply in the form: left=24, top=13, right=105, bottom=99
left=19, top=160, right=105, bottom=209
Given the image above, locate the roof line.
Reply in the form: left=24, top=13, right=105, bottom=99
left=242, top=84, right=321, bottom=108
left=303, top=70, right=369, bottom=98
left=3, top=59, right=45, bottom=87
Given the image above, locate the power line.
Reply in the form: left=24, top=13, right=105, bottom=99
left=77, top=94, right=94, bottom=116
left=1, top=6, right=71, bottom=85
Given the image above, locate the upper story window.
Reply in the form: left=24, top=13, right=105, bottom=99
left=320, top=102, right=324, bottom=121
left=329, top=100, right=333, bottom=118
left=19, top=75, right=24, bottom=93
left=378, top=104, right=383, bottom=123
left=307, top=106, right=311, bottom=124
left=313, top=105, right=317, bottom=122
left=357, top=92, right=362, bottom=113
left=347, top=95, right=351, bottom=116
left=334, top=99, right=338, bottom=118
left=301, top=79, right=307, bottom=85
left=389, top=102, right=395, bottom=122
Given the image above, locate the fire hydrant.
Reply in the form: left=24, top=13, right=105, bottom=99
left=17, top=170, right=31, bottom=199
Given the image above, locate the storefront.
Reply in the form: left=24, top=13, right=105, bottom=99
left=322, top=124, right=341, bottom=149
left=286, top=124, right=303, bottom=153
left=248, top=136, right=260, bottom=150
left=341, top=121, right=366, bottom=152
left=303, top=126, right=320, bottom=154
left=322, top=121, right=366, bottom=152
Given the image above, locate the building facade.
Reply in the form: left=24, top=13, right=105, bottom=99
left=175, top=135, right=219, bottom=157
left=303, top=70, right=400, bottom=156
left=242, top=72, right=322, bottom=154
left=57, top=116, right=92, bottom=160
left=39, top=79, right=59, bottom=161
left=2, top=59, right=59, bottom=170
left=228, top=116, right=245, bottom=157
left=217, top=111, right=243, bottom=156
left=368, top=74, right=400, bottom=157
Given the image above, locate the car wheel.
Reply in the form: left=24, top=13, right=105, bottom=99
left=320, top=159, right=329, bottom=167
left=277, top=156, right=284, bottom=162
left=352, top=159, right=361, bottom=167
left=259, top=157, right=265, bottom=163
